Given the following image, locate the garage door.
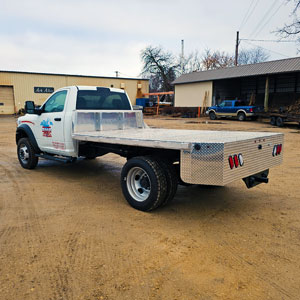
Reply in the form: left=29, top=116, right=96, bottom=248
left=0, top=86, right=15, bottom=114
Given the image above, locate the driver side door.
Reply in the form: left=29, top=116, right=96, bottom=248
left=34, top=90, right=68, bottom=153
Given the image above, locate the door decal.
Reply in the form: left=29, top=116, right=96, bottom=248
left=40, top=118, right=53, bottom=137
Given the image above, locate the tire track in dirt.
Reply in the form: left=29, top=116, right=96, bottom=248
left=209, top=238, right=296, bottom=299
left=0, top=160, right=74, bottom=299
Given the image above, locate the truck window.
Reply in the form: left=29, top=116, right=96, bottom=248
left=44, top=90, right=67, bottom=113
left=224, top=101, right=232, bottom=107
left=76, top=88, right=131, bottom=110
left=235, top=101, right=246, bottom=107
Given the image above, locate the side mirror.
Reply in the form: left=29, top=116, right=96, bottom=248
left=25, top=101, right=42, bottom=115
left=25, top=101, right=35, bottom=114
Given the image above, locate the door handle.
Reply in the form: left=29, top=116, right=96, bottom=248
left=54, top=118, right=61, bottom=121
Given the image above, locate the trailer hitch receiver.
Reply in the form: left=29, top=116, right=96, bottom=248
left=243, top=169, right=269, bottom=189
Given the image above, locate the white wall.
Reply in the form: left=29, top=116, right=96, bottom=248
left=174, top=81, right=213, bottom=107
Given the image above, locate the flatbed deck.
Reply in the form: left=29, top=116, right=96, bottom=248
left=72, top=128, right=281, bottom=150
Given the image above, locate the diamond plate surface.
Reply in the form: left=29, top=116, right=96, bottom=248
left=181, top=143, right=224, bottom=185
left=73, top=110, right=145, bottom=133
left=223, top=135, right=284, bottom=185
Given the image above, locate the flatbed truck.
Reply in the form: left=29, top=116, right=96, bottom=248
left=16, top=86, right=284, bottom=211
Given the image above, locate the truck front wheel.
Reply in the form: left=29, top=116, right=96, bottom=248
left=209, top=111, right=217, bottom=120
left=17, top=137, right=38, bottom=169
left=276, top=117, right=284, bottom=127
left=121, top=156, right=167, bottom=211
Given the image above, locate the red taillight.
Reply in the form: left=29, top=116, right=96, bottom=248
left=250, top=108, right=253, bottom=113
left=228, top=156, right=234, bottom=169
left=233, top=155, right=239, bottom=168
left=273, top=144, right=282, bottom=156
left=276, top=145, right=281, bottom=155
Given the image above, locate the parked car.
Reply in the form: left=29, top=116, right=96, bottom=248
left=206, top=100, right=264, bottom=121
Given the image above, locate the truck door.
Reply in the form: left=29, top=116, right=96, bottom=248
left=223, top=101, right=234, bottom=116
left=33, top=90, right=68, bottom=153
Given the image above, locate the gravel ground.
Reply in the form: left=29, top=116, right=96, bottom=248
left=0, top=115, right=299, bottom=300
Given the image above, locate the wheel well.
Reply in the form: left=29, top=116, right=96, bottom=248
left=237, top=110, right=246, bottom=116
left=16, top=129, right=28, bottom=144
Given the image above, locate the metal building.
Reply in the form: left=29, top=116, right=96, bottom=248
left=0, top=70, right=149, bottom=114
left=173, top=57, right=300, bottom=110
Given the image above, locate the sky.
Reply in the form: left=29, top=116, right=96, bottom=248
left=0, top=0, right=298, bottom=78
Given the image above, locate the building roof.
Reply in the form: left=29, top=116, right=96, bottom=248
left=173, top=56, right=300, bottom=85
left=0, top=69, right=148, bottom=81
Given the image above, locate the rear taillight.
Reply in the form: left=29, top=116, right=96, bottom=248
left=233, top=155, right=239, bottom=168
left=273, top=144, right=282, bottom=156
left=249, top=108, right=253, bottom=113
left=229, top=153, right=244, bottom=169
left=228, top=156, right=234, bottom=169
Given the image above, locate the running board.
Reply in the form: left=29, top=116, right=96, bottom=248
left=36, top=153, right=76, bottom=163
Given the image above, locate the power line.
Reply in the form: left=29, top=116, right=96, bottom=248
left=243, top=40, right=290, bottom=57
left=249, top=0, right=279, bottom=38
left=240, top=38, right=297, bottom=42
left=253, top=1, right=284, bottom=38
left=239, top=0, right=256, bottom=30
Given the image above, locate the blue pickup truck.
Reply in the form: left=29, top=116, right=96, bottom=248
left=206, top=100, right=263, bottom=121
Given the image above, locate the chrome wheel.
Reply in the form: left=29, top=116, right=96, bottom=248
left=19, top=143, right=29, bottom=164
left=126, top=167, right=151, bottom=202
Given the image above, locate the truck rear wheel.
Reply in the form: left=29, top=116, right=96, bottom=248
left=121, top=156, right=167, bottom=211
left=156, top=159, right=178, bottom=207
left=17, top=137, right=38, bottom=169
left=237, top=112, right=246, bottom=121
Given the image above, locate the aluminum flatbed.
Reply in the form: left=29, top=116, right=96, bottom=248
left=72, top=128, right=281, bottom=151
left=72, top=110, right=283, bottom=187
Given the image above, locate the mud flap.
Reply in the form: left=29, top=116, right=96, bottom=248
left=243, top=169, right=269, bottom=189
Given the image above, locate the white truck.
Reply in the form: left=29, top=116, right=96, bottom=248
left=16, top=86, right=284, bottom=211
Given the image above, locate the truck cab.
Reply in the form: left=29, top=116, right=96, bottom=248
left=16, top=86, right=132, bottom=158
left=206, top=100, right=261, bottom=121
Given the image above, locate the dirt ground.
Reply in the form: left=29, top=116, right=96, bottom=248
left=0, top=115, right=300, bottom=300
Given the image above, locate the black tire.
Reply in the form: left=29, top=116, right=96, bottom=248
left=121, top=156, right=167, bottom=211
left=156, top=159, right=178, bottom=207
left=270, top=116, right=276, bottom=126
left=276, top=117, right=284, bottom=127
left=237, top=112, right=246, bottom=121
left=17, top=137, right=38, bottom=169
left=209, top=111, right=217, bottom=120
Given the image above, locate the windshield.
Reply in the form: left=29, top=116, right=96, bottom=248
left=76, top=88, right=131, bottom=110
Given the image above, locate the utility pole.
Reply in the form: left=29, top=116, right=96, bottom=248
left=115, top=71, right=119, bottom=77
left=181, top=39, right=184, bottom=74
left=235, top=31, right=239, bottom=66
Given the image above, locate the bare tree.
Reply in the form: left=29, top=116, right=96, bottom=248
left=277, top=0, right=300, bottom=43
left=238, top=47, right=270, bottom=65
left=182, top=50, right=202, bottom=73
left=201, top=49, right=235, bottom=70
left=140, top=46, right=179, bottom=92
